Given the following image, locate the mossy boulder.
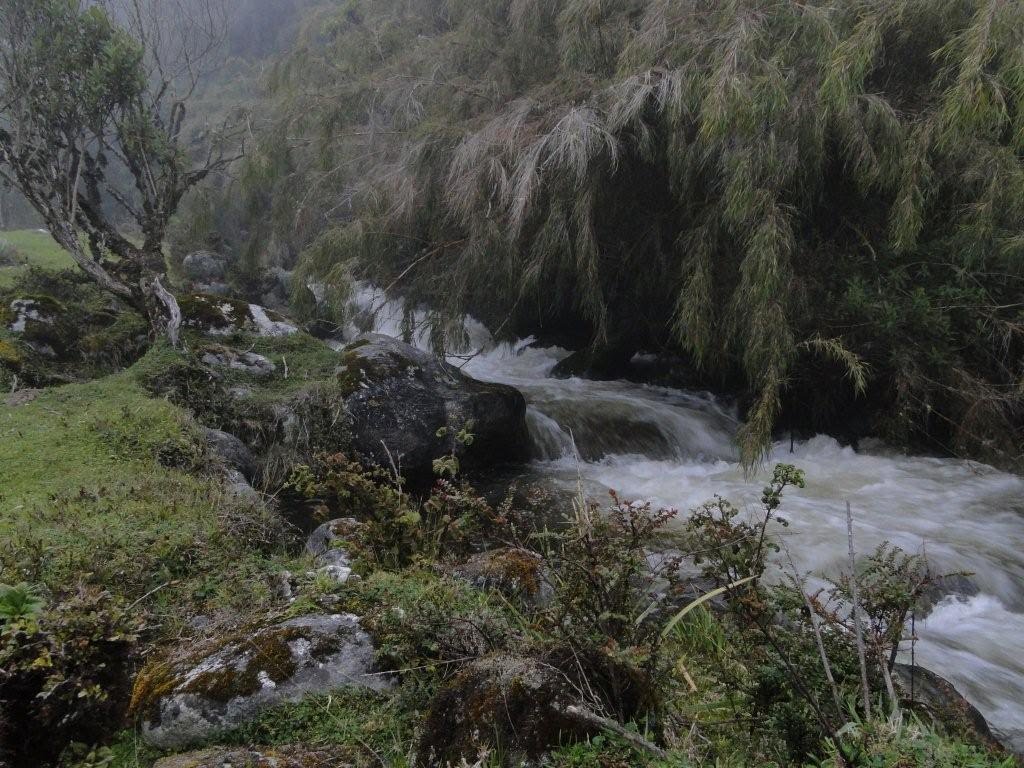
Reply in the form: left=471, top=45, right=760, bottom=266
left=451, top=548, right=552, bottom=605
left=337, top=334, right=530, bottom=487
left=203, top=427, right=258, bottom=481
left=894, top=664, right=1008, bottom=754
left=0, top=337, right=24, bottom=369
left=1, top=271, right=150, bottom=384
left=5, top=296, right=71, bottom=358
left=133, top=613, right=389, bottom=750
left=179, top=294, right=298, bottom=338
left=417, top=654, right=596, bottom=766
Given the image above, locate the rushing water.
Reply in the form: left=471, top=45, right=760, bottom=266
left=347, top=285, right=1024, bottom=751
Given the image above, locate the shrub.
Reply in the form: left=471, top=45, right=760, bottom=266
left=815, top=713, right=1016, bottom=768
left=0, top=588, right=142, bottom=768
left=537, top=492, right=684, bottom=722
left=284, top=453, right=497, bottom=570
left=0, top=583, right=44, bottom=621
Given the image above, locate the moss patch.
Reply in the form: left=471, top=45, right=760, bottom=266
left=179, top=628, right=303, bottom=703
left=336, top=346, right=417, bottom=397
left=0, top=337, right=23, bottom=368
left=0, top=349, right=300, bottom=636
left=0, top=269, right=151, bottom=384
left=179, top=294, right=253, bottom=333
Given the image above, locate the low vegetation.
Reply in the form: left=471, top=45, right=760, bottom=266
left=2, top=309, right=1013, bottom=766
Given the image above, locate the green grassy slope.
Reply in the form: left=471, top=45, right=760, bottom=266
left=0, top=229, right=75, bottom=287
left=0, top=348, right=296, bottom=634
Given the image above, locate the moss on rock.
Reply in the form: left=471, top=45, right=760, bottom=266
left=134, top=613, right=386, bottom=750
left=0, top=337, right=23, bottom=368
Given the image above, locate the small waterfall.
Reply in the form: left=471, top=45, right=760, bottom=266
left=342, top=284, right=1024, bottom=751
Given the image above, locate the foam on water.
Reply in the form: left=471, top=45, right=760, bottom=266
left=345, top=286, right=1024, bottom=751
left=465, top=336, right=1024, bottom=751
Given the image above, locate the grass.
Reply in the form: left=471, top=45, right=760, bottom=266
left=0, top=229, right=75, bottom=287
left=0, top=347, right=301, bottom=635
left=224, top=688, right=417, bottom=765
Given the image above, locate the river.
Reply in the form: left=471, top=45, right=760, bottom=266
left=347, top=285, right=1024, bottom=751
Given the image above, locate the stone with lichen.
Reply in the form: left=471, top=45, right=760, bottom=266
left=133, top=614, right=390, bottom=749
left=179, top=294, right=298, bottom=338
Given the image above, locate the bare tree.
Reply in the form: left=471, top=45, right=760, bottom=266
left=0, top=0, right=242, bottom=344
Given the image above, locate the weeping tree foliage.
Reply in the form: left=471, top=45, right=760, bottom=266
left=208, top=0, right=1024, bottom=467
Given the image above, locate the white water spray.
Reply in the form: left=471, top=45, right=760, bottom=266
left=344, top=285, right=1024, bottom=750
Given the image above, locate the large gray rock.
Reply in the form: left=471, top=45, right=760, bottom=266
left=203, top=428, right=257, bottom=481
left=180, top=295, right=298, bottom=338
left=337, top=334, right=530, bottom=487
left=137, top=614, right=389, bottom=749
left=182, top=251, right=227, bottom=282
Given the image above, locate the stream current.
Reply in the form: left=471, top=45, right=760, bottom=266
left=347, top=285, right=1024, bottom=750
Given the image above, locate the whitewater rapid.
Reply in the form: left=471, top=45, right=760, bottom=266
left=348, top=285, right=1024, bottom=750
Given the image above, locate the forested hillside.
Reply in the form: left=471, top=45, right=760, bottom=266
left=182, top=0, right=1024, bottom=468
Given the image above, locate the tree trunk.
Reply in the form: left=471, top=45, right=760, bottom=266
left=142, top=275, right=183, bottom=348
left=49, top=226, right=183, bottom=348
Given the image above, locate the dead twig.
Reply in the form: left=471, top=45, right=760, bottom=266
left=563, top=705, right=668, bottom=759
left=847, top=500, right=872, bottom=720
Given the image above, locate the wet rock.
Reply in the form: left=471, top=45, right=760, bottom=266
left=182, top=251, right=227, bottom=283
left=306, top=518, right=360, bottom=585
left=550, top=342, right=635, bottom=381
left=200, top=345, right=277, bottom=378
left=180, top=294, right=298, bottom=338
left=338, top=334, right=530, bottom=487
left=917, top=573, right=980, bottom=617
left=5, top=297, right=67, bottom=358
left=153, top=745, right=352, bottom=768
left=893, top=663, right=1006, bottom=753
left=452, top=548, right=552, bottom=605
left=418, top=654, right=597, bottom=766
left=203, top=428, right=257, bottom=481
left=134, top=613, right=390, bottom=749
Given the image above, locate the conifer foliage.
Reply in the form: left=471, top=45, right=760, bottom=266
left=236, top=0, right=1024, bottom=466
